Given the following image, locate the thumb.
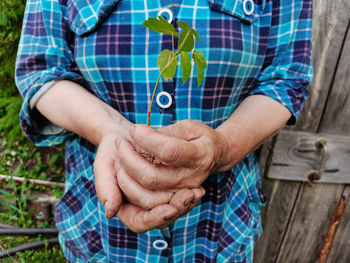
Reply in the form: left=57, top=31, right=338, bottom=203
left=157, top=120, right=203, bottom=141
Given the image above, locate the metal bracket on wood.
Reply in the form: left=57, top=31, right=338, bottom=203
left=266, top=130, right=350, bottom=183
left=306, top=139, right=327, bottom=182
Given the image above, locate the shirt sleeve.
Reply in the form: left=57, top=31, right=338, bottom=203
left=249, top=0, right=313, bottom=125
left=15, top=0, right=86, bottom=146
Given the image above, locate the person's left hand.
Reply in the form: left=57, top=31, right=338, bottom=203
left=115, top=120, right=231, bottom=191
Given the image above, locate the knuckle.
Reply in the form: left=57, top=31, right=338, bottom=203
left=161, top=142, right=181, bottom=163
left=128, top=216, right=147, bottom=234
left=183, top=119, right=195, bottom=126
left=198, top=148, right=215, bottom=171
left=184, top=176, right=202, bottom=189
left=138, top=165, right=152, bottom=186
left=141, top=173, right=159, bottom=190
left=142, top=213, right=157, bottom=231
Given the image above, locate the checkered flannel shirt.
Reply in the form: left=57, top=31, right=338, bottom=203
left=15, top=0, right=312, bottom=262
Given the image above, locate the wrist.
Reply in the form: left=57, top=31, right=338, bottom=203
left=95, top=109, right=133, bottom=146
left=213, top=124, right=246, bottom=173
left=36, top=79, right=133, bottom=146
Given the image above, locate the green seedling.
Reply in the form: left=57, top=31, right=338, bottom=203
left=142, top=16, right=207, bottom=125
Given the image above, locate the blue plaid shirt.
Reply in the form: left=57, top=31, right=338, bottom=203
left=15, top=0, right=312, bottom=262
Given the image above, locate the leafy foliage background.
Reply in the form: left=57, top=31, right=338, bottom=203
left=0, top=0, right=26, bottom=141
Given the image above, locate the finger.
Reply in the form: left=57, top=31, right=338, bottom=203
left=156, top=188, right=205, bottom=229
left=117, top=203, right=177, bottom=234
left=169, top=189, right=194, bottom=212
left=116, top=138, right=185, bottom=190
left=170, top=188, right=205, bottom=215
left=187, top=187, right=205, bottom=211
left=117, top=163, right=174, bottom=210
left=157, top=120, right=205, bottom=140
left=131, top=124, right=199, bottom=167
left=94, top=157, right=122, bottom=219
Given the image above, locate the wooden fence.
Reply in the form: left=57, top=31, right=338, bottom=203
left=254, top=0, right=350, bottom=262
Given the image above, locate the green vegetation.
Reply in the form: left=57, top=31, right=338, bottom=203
left=0, top=0, right=26, bottom=141
left=0, top=1, right=66, bottom=259
left=0, top=138, right=66, bottom=262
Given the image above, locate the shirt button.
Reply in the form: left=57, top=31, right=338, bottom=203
left=157, top=8, right=173, bottom=23
left=152, top=239, right=168, bottom=250
left=156, top=91, right=173, bottom=109
left=243, top=0, right=255, bottom=16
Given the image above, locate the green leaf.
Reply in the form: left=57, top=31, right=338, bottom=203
left=176, top=21, right=190, bottom=32
left=142, top=16, right=179, bottom=36
left=49, top=154, right=59, bottom=166
left=193, top=50, right=207, bottom=87
left=178, top=31, right=194, bottom=53
left=180, top=51, right=191, bottom=85
left=191, top=29, right=201, bottom=42
left=157, top=49, right=177, bottom=81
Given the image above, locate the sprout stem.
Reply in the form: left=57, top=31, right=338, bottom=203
left=176, top=30, right=191, bottom=55
left=147, top=54, right=181, bottom=125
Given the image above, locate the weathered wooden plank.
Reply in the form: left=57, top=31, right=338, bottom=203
left=276, top=183, right=344, bottom=263
left=267, top=130, right=350, bottom=183
left=325, top=186, right=350, bottom=263
left=276, top=10, right=350, bottom=263
left=255, top=136, right=301, bottom=263
left=254, top=178, right=300, bottom=263
left=294, top=0, right=350, bottom=132
left=255, top=0, right=350, bottom=261
left=319, top=21, right=350, bottom=263
left=318, top=24, right=350, bottom=134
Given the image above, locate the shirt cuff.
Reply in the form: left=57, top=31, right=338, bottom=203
left=29, top=80, right=57, bottom=110
left=249, top=79, right=309, bottom=125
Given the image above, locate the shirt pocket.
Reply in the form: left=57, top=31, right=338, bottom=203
left=197, top=0, right=268, bottom=120
left=207, top=0, right=266, bottom=24
left=66, top=0, right=121, bottom=36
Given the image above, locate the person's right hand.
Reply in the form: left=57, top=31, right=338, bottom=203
left=93, top=130, right=205, bottom=233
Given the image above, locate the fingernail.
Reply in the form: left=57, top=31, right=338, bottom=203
left=115, top=139, right=121, bottom=149
left=164, top=210, right=176, bottom=220
left=104, top=201, right=116, bottom=219
left=201, top=188, right=206, bottom=196
left=130, top=126, right=136, bottom=138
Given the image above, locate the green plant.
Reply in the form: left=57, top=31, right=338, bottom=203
left=142, top=16, right=207, bottom=125
left=0, top=96, right=23, bottom=141
left=0, top=0, right=26, bottom=91
left=0, top=173, right=35, bottom=227
left=0, top=139, right=66, bottom=262
left=0, top=0, right=26, bottom=141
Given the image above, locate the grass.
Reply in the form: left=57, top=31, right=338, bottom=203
left=0, top=237, right=66, bottom=263
left=0, top=137, right=67, bottom=262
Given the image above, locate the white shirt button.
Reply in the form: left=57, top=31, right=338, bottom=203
left=156, top=91, right=172, bottom=109
left=243, top=0, right=255, bottom=16
left=157, top=8, right=173, bottom=23
left=152, top=239, right=168, bottom=250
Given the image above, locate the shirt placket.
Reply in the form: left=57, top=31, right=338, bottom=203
left=150, top=0, right=185, bottom=126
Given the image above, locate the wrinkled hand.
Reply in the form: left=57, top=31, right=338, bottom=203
left=116, top=119, right=230, bottom=191
left=93, top=130, right=204, bottom=233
